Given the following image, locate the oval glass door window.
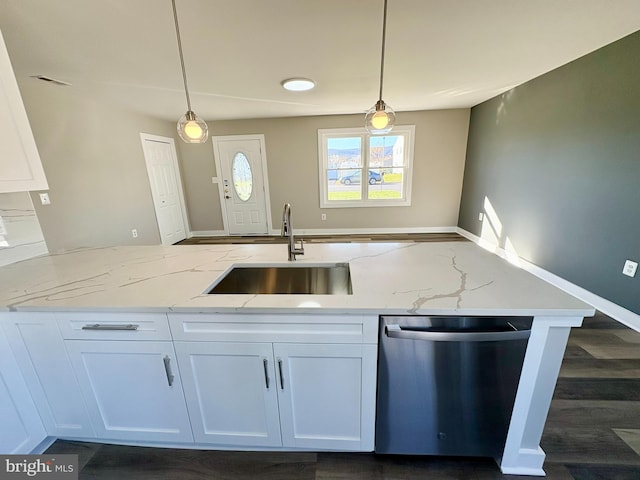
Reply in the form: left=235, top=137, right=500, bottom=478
left=232, top=152, right=253, bottom=201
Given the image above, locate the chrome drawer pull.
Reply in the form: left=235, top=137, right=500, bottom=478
left=81, top=324, right=139, bottom=331
left=163, top=356, right=174, bottom=387
left=263, top=358, right=270, bottom=389
left=277, top=358, right=284, bottom=390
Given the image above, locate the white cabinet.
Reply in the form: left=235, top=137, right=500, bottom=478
left=1, top=313, right=94, bottom=439
left=274, top=343, right=376, bottom=450
left=169, top=312, right=378, bottom=451
left=0, top=324, right=46, bottom=453
left=175, top=338, right=377, bottom=451
left=65, top=340, right=193, bottom=443
left=0, top=29, right=48, bottom=193
left=58, top=312, right=192, bottom=444
left=174, top=342, right=282, bottom=446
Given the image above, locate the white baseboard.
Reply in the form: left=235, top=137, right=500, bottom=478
left=456, top=227, right=640, bottom=332
left=189, top=230, right=228, bottom=237
left=271, top=226, right=460, bottom=236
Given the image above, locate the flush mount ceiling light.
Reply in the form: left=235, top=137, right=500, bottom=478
left=171, top=0, right=208, bottom=143
left=281, top=78, right=316, bottom=92
left=365, top=0, right=396, bottom=135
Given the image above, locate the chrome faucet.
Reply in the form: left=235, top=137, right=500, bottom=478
left=281, top=203, right=304, bottom=261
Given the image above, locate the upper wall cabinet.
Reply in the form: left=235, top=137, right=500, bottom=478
left=0, top=29, right=48, bottom=193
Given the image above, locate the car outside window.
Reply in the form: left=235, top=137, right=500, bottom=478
left=318, top=126, right=415, bottom=208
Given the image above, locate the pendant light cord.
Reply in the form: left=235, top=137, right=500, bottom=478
left=378, top=0, right=388, bottom=102
left=171, top=0, right=192, bottom=111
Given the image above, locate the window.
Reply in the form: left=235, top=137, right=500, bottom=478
left=318, top=125, right=415, bottom=208
left=231, top=152, right=253, bottom=202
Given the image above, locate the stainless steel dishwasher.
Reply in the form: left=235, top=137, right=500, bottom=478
left=375, top=315, right=533, bottom=457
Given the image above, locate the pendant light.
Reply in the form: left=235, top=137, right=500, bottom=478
left=365, top=0, right=395, bottom=135
left=171, top=0, right=208, bottom=143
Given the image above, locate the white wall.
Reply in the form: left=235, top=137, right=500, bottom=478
left=180, top=109, right=471, bottom=234
left=0, top=192, right=47, bottom=266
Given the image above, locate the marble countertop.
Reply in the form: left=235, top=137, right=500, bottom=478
left=0, top=241, right=594, bottom=317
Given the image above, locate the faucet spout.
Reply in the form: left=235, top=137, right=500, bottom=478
left=281, top=203, right=304, bottom=261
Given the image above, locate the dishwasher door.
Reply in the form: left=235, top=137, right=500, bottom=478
left=375, top=316, right=532, bottom=457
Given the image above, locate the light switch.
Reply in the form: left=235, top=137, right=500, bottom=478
left=39, top=193, right=51, bottom=205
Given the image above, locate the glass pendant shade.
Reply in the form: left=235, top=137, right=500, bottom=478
left=365, top=100, right=396, bottom=134
left=177, top=110, right=208, bottom=143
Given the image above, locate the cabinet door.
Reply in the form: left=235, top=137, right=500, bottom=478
left=274, top=343, right=377, bottom=451
left=2, top=314, right=94, bottom=438
left=65, top=340, right=193, bottom=443
left=0, top=29, right=48, bottom=193
left=0, top=326, right=46, bottom=453
left=174, top=342, right=281, bottom=446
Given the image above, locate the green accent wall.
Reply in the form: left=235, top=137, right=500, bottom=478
left=459, top=31, right=640, bottom=315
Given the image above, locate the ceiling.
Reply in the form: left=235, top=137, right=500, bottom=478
left=1, top=0, right=639, bottom=122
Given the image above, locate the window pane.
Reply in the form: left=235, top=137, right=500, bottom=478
left=369, top=135, right=403, bottom=168
left=367, top=135, right=405, bottom=200
left=327, top=137, right=363, bottom=202
left=232, top=152, right=253, bottom=202
left=368, top=167, right=403, bottom=200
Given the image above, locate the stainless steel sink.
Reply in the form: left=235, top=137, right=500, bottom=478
left=206, top=264, right=352, bottom=295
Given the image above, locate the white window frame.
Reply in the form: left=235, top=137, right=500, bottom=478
left=318, top=125, right=415, bottom=208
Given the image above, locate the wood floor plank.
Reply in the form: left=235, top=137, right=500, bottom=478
left=80, top=446, right=316, bottom=480
left=44, top=440, right=102, bottom=471
left=546, top=400, right=640, bottom=428
left=565, top=463, right=640, bottom=480
left=562, top=345, right=594, bottom=359
left=558, top=358, right=640, bottom=378
left=553, top=378, right=640, bottom=401
left=541, top=426, right=640, bottom=465
left=614, top=429, right=640, bottom=456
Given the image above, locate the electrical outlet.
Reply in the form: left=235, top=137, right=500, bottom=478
left=623, top=260, right=638, bottom=278
left=131, top=229, right=138, bottom=238
left=478, top=212, right=484, bottom=221
left=39, top=193, right=51, bottom=205
left=321, top=213, right=327, bottom=221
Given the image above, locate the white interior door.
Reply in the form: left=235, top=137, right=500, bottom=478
left=213, top=135, right=271, bottom=235
left=140, top=134, right=188, bottom=245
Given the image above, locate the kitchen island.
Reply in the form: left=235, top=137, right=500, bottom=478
left=0, top=241, right=594, bottom=476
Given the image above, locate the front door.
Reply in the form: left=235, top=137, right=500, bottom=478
left=140, top=134, right=188, bottom=245
left=213, top=135, right=270, bottom=235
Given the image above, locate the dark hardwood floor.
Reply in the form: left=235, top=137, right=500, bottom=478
left=175, top=232, right=467, bottom=245
left=46, top=311, right=640, bottom=479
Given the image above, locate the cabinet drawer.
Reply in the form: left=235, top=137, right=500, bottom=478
left=56, top=312, right=171, bottom=341
left=169, top=313, right=378, bottom=343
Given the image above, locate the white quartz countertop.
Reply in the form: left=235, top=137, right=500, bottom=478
left=0, top=241, right=594, bottom=317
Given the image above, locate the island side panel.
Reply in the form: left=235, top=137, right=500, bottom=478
left=500, top=315, right=583, bottom=476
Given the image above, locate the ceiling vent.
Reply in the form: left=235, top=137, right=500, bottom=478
left=30, top=75, right=72, bottom=86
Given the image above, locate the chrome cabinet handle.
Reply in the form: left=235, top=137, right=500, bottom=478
left=385, top=324, right=530, bottom=342
left=163, top=355, right=174, bottom=387
left=263, top=358, right=270, bottom=389
left=81, top=324, right=139, bottom=331
left=277, top=358, right=284, bottom=390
